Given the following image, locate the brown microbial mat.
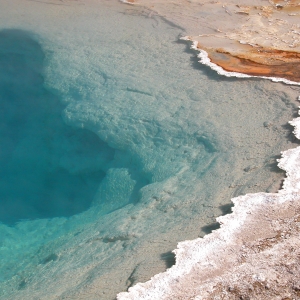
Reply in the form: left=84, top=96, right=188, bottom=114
left=197, top=42, right=300, bottom=82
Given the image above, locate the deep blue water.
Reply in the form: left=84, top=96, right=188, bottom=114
left=0, top=29, right=115, bottom=225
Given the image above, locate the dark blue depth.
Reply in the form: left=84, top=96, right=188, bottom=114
left=0, top=29, right=114, bottom=225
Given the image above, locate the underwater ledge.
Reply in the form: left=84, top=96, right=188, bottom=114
left=117, top=121, right=300, bottom=299
left=116, top=40, right=300, bottom=300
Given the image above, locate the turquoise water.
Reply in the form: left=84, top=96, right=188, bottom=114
left=0, top=1, right=299, bottom=299
left=0, top=29, right=114, bottom=224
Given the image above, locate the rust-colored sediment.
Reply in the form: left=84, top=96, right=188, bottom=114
left=201, top=0, right=300, bottom=82
left=129, top=0, right=300, bottom=82
left=198, top=43, right=300, bottom=82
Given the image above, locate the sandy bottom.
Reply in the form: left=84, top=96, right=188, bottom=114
left=0, top=0, right=299, bottom=299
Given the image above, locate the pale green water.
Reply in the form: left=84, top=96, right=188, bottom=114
left=0, top=0, right=299, bottom=299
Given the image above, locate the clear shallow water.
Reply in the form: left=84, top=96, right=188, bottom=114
left=0, top=0, right=299, bottom=299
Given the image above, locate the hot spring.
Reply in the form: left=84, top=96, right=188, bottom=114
left=0, top=0, right=299, bottom=299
